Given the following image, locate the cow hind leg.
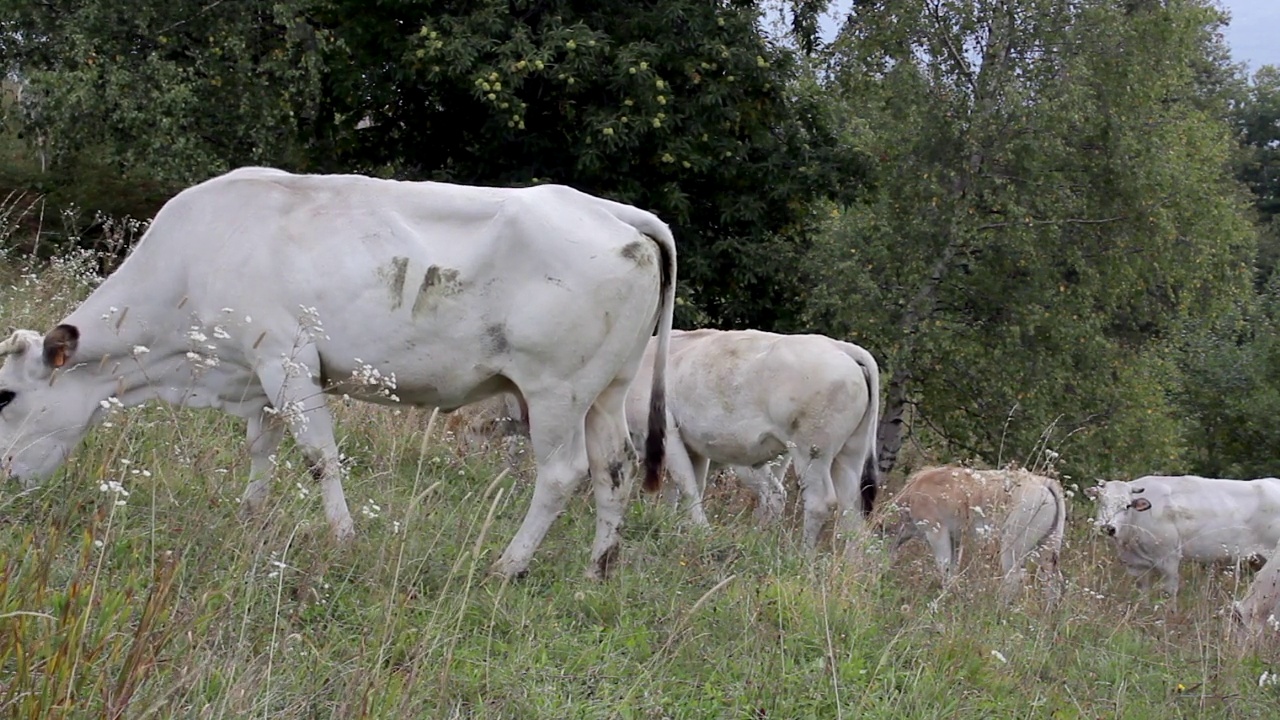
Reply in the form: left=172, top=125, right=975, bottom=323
left=924, top=523, right=956, bottom=582
left=491, top=396, right=590, bottom=580
left=831, top=447, right=875, bottom=549
left=583, top=380, right=640, bottom=580
left=999, top=487, right=1062, bottom=604
left=792, top=449, right=839, bottom=552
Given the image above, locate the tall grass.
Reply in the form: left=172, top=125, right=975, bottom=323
left=2, top=222, right=1280, bottom=718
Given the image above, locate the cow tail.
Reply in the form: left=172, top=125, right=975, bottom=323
left=849, top=344, right=882, bottom=518
left=1045, top=477, right=1067, bottom=571
left=603, top=201, right=677, bottom=494
left=642, top=225, right=676, bottom=494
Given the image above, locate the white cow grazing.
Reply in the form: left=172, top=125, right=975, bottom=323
left=624, top=328, right=881, bottom=550
left=1086, top=475, right=1280, bottom=595
left=0, top=167, right=676, bottom=580
left=882, top=465, right=1066, bottom=602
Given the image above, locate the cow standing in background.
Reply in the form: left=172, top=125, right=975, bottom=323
left=623, top=328, right=881, bottom=551
left=447, top=391, right=791, bottom=524
left=1086, top=475, right=1280, bottom=596
left=881, top=465, right=1066, bottom=603
left=0, top=166, right=677, bottom=580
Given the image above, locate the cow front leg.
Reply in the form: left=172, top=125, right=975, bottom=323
left=238, top=404, right=287, bottom=519
left=1157, top=557, right=1181, bottom=597
left=256, top=351, right=354, bottom=542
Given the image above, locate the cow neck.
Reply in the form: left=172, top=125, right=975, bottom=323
left=58, top=281, right=171, bottom=408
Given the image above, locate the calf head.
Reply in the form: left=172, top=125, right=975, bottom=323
left=1084, top=481, right=1151, bottom=536
left=0, top=325, right=100, bottom=485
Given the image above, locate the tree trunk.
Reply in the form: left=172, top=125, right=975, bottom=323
left=876, top=366, right=911, bottom=475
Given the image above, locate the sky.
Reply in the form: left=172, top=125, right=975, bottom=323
left=813, top=0, right=1280, bottom=75
left=1217, top=0, right=1280, bottom=73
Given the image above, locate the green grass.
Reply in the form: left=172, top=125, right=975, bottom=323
left=3, top=248, right=1280, bottom=719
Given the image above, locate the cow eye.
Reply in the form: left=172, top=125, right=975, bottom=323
left=0, top=390, right=13, bottom=411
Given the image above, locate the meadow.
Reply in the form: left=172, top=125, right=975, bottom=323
left=3, top=247, right=1280, bottom=719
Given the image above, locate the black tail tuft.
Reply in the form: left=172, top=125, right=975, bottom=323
left=860, top=452, right=879, bottom=518
left=643, top=389, right=666, bottom=493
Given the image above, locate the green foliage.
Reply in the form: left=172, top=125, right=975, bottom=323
left=313, top=0, right=861, bottom=328
left=0, top=0, right=325, bottom=184
left=1, top=0, right=862, bottom=329
left=804, top=0, right=1256, bottom=480
left=1235, top=66, right=1280, bottom=224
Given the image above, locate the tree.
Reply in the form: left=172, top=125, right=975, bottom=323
left=0, top=0, right=328, bottom=183
left=803, top=0, right=1256, bottom=481
left=2, top=0, right=863, bottom=330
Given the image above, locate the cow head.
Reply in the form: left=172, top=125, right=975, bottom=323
left=1085, top=481, right=1151, bottom=536
left=0, top=324, right=101, bottom=486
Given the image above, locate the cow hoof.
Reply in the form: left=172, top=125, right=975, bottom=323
left=236, top=498, right=266, bottom=522
left=587, top=544, right=621, bottom=581
left=490, top=557, right=531, bottom=580
left=331, top=519, right=356, bottom=544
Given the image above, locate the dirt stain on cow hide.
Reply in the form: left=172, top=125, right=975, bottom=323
left=378, top=256, right=410, bottom=310
left=484, top=322, right=511, bottom=355
left=619, top=240, right=652, bottom=267
left=411, top=265, right=463, bottom=317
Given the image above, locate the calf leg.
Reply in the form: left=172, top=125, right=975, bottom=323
left=736, top=460, right=787, bottom=525
left=659, top=432, right=710, bottom=527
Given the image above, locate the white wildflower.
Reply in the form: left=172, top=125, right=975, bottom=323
left=98, top=479, right=130, bottom=506
left=281, top=354, right=312, bottom=379
left=98, top=396, right=125, bottom=412
left=990, top=649, right=1008, bottom=664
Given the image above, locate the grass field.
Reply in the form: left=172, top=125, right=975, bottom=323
left=3, top=248, right=1280, bottom=719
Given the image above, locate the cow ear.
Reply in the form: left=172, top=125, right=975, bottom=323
left=1130, top=497, right=1152, bottom=512
left=43, top=324, right=80, bottom=369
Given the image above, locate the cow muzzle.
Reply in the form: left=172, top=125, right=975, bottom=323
left=1101, top=524, right=1116, bottom=536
